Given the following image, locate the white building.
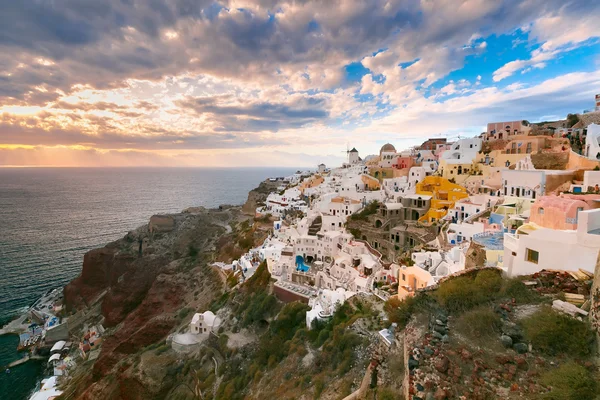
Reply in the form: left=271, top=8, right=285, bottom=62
left=569, top=170, right=600, bottom=193
left=263, top=187, right=307, bottom=216
left=28, top=376, right=62, bottom=400
left=503, top=209, right=600, bottom=277
left=379, top=143, right=398, bottom=168
left=420, top=160, right=438, bottom=175
left=584, top=123, right=600, bottom=160
left=190, top=311, right=220, bottom=335
left=318, top=163, right=327, bottom=174
left=440, top=138, right=482, bottom=164
left=502, top=170, right=546, bottom=199
left=411, top=246, right=466, bottom=281
left=447, top=195, right=498, bottom=223
left=258, top=237, right=287, bottom=263
left=408, top=166, right=426, bottom=187
left=382, top=176, right=415, bottom=200
left=327, top=196, right=363, bottom=219
left=447, top=221, right=485, bottom=245
left=306, top=288, right=355, bottom=328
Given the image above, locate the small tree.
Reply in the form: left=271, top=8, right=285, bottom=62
left=566, top=113, right=579, bottom=128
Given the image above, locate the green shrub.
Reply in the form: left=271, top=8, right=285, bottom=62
left=313, top=378, right=325, bottom=398
left=434, top=276, right=484, bottom=312
left=350, top=201, right=379, bottom=221
left=188, top=243, right=199, bottom=258
left=384, top=293, right=432, bottom=328
left=178, top=307, right=192, bottom=320
left=348, top=228, right=362, bottom=239
left=455, top=306, right=501, bottom=338
left=501, top=278, right=542, bottom=304
left=522, top=307, right=594, bottom=357
left=435, top=269, right=504, bottom=312
left=238, top=234, right=254, bottom=250
left=539, top=361, right=597, bottom=400
left=473, top=269, right=502, bottom=294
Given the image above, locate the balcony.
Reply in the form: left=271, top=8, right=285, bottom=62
left=503, top=232, right=518, bottom=251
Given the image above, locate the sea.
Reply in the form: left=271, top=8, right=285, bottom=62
left=0, top=166, right=299, bottom=400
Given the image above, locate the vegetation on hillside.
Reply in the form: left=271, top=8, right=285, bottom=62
left=539, top=361, right=598, bottom=400
left=350, top=200, right=379, bottom=221
left=214, top=296, right=374, bottom=400
left=522, top=306, right=594, bottom=357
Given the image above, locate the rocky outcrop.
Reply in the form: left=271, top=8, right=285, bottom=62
left=464, top=241, right=486, bottom=269
left=64, top=246, right=135, bottom=311
left=61, top=206, right=243, bottom=399
left=241, top=180, right=280, bottom=215
left=148, top=215, right=175, bottom=233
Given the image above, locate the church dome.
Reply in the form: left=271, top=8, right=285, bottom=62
left=380, top=143, right=396, bottom=154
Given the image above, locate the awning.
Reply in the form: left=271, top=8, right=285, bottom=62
left=517, top=223, right=539, bottom=235
left=50, top=340, right=66, bottom=353
left=48, top=353, right=61, bottom=363
left=509, top=216, right=526, bottom=221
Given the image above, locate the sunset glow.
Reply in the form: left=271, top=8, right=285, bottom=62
left=1, top=1, right=600, bottom=167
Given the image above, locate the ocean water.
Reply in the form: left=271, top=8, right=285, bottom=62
left=0, top=167, right=298, bottom=400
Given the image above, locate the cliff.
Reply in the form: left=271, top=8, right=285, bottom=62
left=61, top=206, right=243, bottom=399
left=241, top=179, right=281, bottom=215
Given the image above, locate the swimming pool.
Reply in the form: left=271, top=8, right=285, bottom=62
left=472, top=231, right=504, bottom=250
left=296, top=255, right=310, bottom=272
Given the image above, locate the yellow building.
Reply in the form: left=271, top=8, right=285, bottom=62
left=368, top=166, right=406, bottom=181
left=438, top=159, right=479, bottom=185
left=299, top=175, right=324, bottom=194
left=361, top=174, right=381, bottom=190
left=415, top=176, right=468, bottom=224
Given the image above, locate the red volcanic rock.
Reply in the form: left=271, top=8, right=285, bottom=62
left=434, top=387, right=447, bottom=400
left=435, top=356, right=450, bottom=373
left=64, top=246, right=135, bottom=311
left=460, top=349, right=472, bottom=360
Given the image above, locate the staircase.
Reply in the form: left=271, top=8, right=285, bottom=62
left=308, top=216, right=322, bottom=236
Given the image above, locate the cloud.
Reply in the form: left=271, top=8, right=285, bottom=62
left=493, top=2, right=600, bottom=81
left=1, top=0, right=600, bottom=166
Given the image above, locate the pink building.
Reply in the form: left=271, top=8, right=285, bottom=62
left=561, top=193, right=600, bottom=208
left=530, top=196, right=590, bottom=230
left=393, top=156, right=415, bottom=170
left=485, top=121, right=530, bottom=141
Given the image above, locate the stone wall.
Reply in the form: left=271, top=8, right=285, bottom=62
left=273, top=285, right=310, bottom=304
left=590, top=251, right=600, bottom=354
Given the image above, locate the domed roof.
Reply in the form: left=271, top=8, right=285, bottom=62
left=380, top=143, right=396, bottom=154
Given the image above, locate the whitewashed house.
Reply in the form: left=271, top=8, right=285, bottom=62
left=327, top=196, right=363, bottom=219
left=502, top=170, right=546, bottom=200
left=190, top=311, right=220, bottom=335
left=440, top=138, right=482, bottom=164
left=584, top=123, right=600, bottom=161
left=503, top=209, right=600, bottom=277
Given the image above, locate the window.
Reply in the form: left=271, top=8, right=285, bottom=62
left=526, top=142, right=532, bottom=154
left=402, top=274, right=406, bottom=281
left=526, top=248, right=539, bottom=264
left=538, top=207, right=544, bottom=214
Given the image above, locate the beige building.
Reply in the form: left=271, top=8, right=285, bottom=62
left=484, top=121, right=531, bottom=141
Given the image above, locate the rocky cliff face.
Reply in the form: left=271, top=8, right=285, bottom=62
left=62, top=206, right=243, bottom=399
left=241, top=179, right=281, bottom=215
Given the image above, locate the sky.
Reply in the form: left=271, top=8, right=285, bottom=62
left=1, top=0, right=600, bottom=168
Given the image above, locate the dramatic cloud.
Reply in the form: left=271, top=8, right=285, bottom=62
left=1, top=0, right=599, bottom=166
